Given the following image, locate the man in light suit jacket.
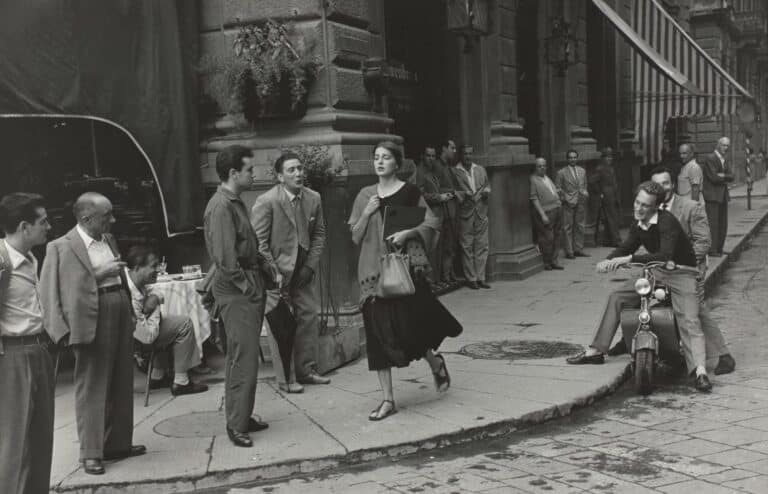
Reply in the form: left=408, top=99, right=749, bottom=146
left=701, top=137, right=734, bottom=256
left=453, top=145, right=491, bottom=289
left=555, top=149, right=590, bottom=258
left=650, top=167, right=735, bottom=375
left=251, top=152, right=329, bottom=386
left=40, top=192, right=145, bottom=475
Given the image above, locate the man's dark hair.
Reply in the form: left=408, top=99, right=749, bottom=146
left=274, top=151, right=301, bottom=175
left=650, top=165, right=675, bottom=182
left=215, top=145, right=254, bottom=182
left=126, top=245, right=157, bottom=270
left=439, top=139, right=455, bottom=151
left=635, top=180, right=665, bottom=207
left=0, top=192, right=45, bottom=235
left=566, top=149, right=579, bottom=158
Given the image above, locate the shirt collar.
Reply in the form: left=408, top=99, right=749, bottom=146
left=714, top=150, right=725, bottom=162
left=638, top=212, right=659, bottom=231
left=76, top=224, right=102, bottom=248
left=217, top=185, right=242, bottom=203
left=282, top=185, right=302, bottom=202
left=686, top=158, right=697, bottom=167
left=660, top=194, right=676, bottom=210
left=455, top=162, right=476, bottom=172
left=3, top=239, right=33, bottom=269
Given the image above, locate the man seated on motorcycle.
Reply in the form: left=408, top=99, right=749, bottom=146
left=566, top=181, right=712, bottom=392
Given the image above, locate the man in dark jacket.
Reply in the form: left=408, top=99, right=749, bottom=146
left=590, top=147, right=622, bottom=247
left=701, top=137, right=734, bottom=256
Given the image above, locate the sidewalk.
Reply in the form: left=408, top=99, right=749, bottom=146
left=50, top=197, right=768, bottom=494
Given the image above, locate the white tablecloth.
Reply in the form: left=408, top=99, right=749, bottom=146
left=149, top=278, right=210, bottom=357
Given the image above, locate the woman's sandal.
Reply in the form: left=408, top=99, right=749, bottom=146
left=368, top=400, right=397, bottom=421
left=432, top=354, right=451, bottom=392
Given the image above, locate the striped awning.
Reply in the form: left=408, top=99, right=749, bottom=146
left=592, top=0, right=754, bottom=163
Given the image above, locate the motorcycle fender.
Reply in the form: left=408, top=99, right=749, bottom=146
left=632, top=329, right=658, bottom=354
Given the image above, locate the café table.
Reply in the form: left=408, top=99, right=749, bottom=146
left=149, top=275, right=210, bottom=357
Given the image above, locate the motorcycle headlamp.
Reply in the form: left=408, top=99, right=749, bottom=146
left=634, top=278, right=652, bottom=296
left=638, top=310, right=651, bottom=324
left=653, top=288, right=666, bottom=301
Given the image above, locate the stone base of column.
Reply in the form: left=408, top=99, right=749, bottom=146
left=487, top=245, right=543, bottom=281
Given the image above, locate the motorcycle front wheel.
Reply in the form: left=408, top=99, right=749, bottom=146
left=634, top=348, right=655, bottom=396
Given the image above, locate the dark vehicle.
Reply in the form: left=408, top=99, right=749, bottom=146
left=619, top=261, right=698, bottom=395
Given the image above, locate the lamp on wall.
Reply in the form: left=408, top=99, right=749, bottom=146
left=446, top=0, right=491, bottom=53
left=545, top=17, right=580, bottom=76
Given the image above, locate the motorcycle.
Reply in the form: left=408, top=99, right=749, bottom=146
left=619, top=261, right=698, bottom=395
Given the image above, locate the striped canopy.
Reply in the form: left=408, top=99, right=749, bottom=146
left=593, top=0, right=753, bottom=163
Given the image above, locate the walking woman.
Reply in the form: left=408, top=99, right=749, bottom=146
left=348, top=141, right=463, bottom=421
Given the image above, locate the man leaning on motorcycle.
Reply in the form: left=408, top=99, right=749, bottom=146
left=566, top=180, right=713, bottom=392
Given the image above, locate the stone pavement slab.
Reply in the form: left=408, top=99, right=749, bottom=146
left=49, top=197, right=768, bottom=493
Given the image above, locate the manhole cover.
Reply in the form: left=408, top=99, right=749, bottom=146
left=458, top=340, right=583, bottom=360
left=154, top=411, right=225, bottom=438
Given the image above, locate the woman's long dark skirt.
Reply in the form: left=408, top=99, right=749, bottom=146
left=362, top=280, right=463, bottom=371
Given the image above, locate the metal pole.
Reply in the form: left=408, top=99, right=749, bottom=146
left=746, top=137, right=753, bottom=210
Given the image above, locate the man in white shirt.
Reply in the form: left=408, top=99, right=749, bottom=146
left=452, top=145, right=491, bottom=289
left=125, top=246, right=208, bottom=396
left=677, top=143, right=703, bottom=203
left=0, top=193, right=55, bottom=494
left=40, top=192, right=144, bottom=475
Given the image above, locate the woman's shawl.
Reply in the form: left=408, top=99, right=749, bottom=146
left=347, top=184, right=440, bottom=303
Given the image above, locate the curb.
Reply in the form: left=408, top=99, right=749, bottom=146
left=54, top=206, right=768, bottom=494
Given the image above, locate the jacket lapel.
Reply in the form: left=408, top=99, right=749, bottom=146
left=455, top=166, right=471, bottom=191
left=278, top=186, right=297, bottom=228
left=67, top=228, right=96, bottom=276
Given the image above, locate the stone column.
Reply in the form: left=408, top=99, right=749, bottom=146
left=481, top=0, right=542, bottom=279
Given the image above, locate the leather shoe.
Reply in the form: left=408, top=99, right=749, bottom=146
left=566, top=351, right=605, bottom=365
left=478, top=281, right=491, bottom=289
left=278, top=382, right=304, bottom=393
left=103, top=445, right=146, bottom=461
left=608, top=340, right=628, bottom=356
left=82, top=458, right=105, bottom=475
left=695, top=373, right=713, bottom=392
left=297, top=373, right=331, bottom=385
left=226, top=427, right=252, bottom=447
left=171, top=381, right=208, bottom=396
left=714, top=354, right=736, bottom=375
left=248, top=417, right=269, bottom=432
left=543, top=264, right=553, bottom=271
left=550, top=264, right=564, bottom=270
left=565, top=254, right=575, bottom=259
left=467, top=281, right=479, bottom=289
left=574, top=251, right=591, bottom=257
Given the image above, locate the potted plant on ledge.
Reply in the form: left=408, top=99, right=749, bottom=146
left=200, top=19, right=319, bottom=123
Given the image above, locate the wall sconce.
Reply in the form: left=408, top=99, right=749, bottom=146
left=545, top=17, right=580, bottom=76
left=446, top=0, right=491, bottom=53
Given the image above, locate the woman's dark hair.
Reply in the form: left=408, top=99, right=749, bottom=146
left=126, top=245, right=156, bottom=270
left=373, top=141, right=403, bottom=168
left=0, top=192, right=45, bottom=234
left=274, top=151, right=301, bottom=175
left=215, top=145, right=254, bottom=182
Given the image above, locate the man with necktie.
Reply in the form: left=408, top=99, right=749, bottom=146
left=555, top=149, right=590, bottom=259
left=701, top=137, right=734, bottom=256
left=0, top=193, right=55, bottom=493
left=251, top=152, right=329, bottom=387
left=41, top=192, right=144, bottom=475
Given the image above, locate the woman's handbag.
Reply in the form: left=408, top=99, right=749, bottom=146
left=376, top=246, right=415, bottom=299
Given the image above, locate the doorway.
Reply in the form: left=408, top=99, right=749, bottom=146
left=384, top=0, right=461, bottom=158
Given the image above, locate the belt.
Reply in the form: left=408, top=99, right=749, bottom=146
left=98, top=284, right=124, bottom=295
left=1, top=333, right=50, bottom=347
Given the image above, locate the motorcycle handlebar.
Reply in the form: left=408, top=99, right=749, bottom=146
left=623, top=261, right=698, bottom=273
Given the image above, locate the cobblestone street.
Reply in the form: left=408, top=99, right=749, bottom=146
left=210, top=229, right=768, bottom=494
